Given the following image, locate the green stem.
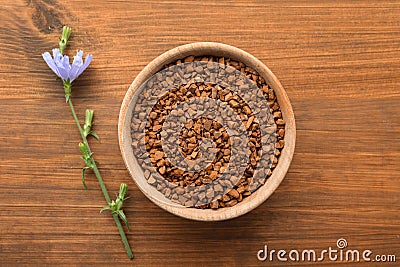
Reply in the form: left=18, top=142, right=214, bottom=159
left=68, top=98, right=134, bottom=259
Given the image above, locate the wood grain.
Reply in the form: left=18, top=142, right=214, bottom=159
left=0, top=0, right=399, bottom=266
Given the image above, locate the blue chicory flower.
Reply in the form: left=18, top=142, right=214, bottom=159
left=42, top=48, right=92, bottom=82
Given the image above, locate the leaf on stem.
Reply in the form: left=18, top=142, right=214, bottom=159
left=83, top=109, right=100, bottom=141
left=100, top=183, right=131, bottom=231
left=79, top=142, right=94, bottom=189
left=117, top=210, right=130, bottom=231
left=90, top=131, right=100, bottom=140
left=81, top=167, right=89, bottom=189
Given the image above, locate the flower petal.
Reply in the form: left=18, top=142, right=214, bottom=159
left=42, top=52, right=61, bottom=78
left=69, top=50, right=84, bottom=81
left=51, top=49, right=70, bottom=80
left=76, top=53, right=92, bottom=78
left=61, top=55, right=71, bottom=71
left=52, top=48, right=63, bottom=62
left=54, top=55, right=70, bottom=80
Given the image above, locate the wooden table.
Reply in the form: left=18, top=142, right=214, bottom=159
left=1, top=1, right=399, bottom=266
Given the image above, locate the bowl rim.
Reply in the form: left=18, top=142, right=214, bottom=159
left=118, top=42, right=296, bottom=221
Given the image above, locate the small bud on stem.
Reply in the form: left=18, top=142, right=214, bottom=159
left=59, top=26, right=72, bottom=54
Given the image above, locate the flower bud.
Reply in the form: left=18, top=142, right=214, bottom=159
left=118, top=183, right=128, bottom=199
left=59, top=26, right=72, bottom=54
left=79, top=142, right=87, bottom=155
left=84, top=109, right=94, bottom=137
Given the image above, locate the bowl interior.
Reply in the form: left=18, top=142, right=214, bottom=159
left=118, top=42, right=296, bottom=221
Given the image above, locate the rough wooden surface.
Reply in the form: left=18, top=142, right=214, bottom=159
left=0, top=0, right=399, bottom=266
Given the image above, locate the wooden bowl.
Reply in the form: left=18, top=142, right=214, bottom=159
left=118, top=42, right=295, bottom=221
